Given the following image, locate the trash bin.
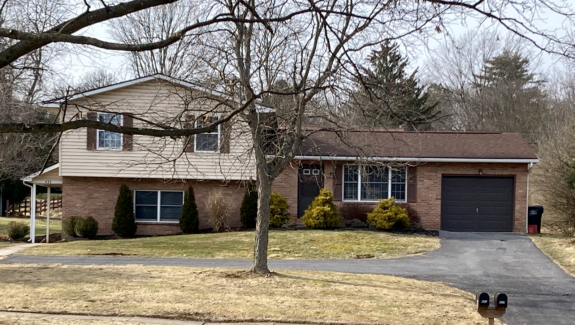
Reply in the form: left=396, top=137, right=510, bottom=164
left=528, top=205, right=544, bottom=234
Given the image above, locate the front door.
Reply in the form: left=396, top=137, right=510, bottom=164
left=297, top=164, right=323, bottom=218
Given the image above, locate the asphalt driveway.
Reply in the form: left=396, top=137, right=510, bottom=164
left=2, top=231, right=574, bottom=325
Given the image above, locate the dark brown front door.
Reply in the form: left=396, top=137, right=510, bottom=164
left=441, top=176, right=514, bottom=232
left=298, top=164, right=323, bottom=218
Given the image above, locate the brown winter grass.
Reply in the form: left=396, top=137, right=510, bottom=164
left=0, top=264, right=489, bottom=325
left=531, top=233, right=575, bottom=276
left=0, top=315, right=153, bottom=325
left=25, top=230, right=439, bottom=259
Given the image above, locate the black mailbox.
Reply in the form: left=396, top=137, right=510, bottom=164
left=476, top=292, right=490, bottom=308
left=495, top=293, right=508, bottom=309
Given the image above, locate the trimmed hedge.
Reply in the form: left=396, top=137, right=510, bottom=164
left=112, top=184, right=137, bottom=237
left=367, top=197, right=410, bottom=230
left=269, top=191, right=290, bottom=227
left=7, top=221, right=29, bottom=240
left=240, top=182, right=258, bottom=228
left=74, top=216, right=99, bottom=239
left=180, top=186, right=199, bottom=233
left=301, top=189, right=341, bottom=229
left=62, top=216, right=80, bottom=237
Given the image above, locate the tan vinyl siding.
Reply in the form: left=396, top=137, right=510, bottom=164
left=59, top=80, right=256, bottom=180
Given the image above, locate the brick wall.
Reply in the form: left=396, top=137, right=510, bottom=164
left=62, top=177, right=246, bottom=235
left=275, top=161, right=530, bottom=233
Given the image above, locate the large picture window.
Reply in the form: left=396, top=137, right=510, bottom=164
left=195, top=116, right=220, bottom=152
left=343, top=165, right=406, bottom=202
left=134, top=191, right=183, bottom=222
left=97, top=112, right=123, bottom=150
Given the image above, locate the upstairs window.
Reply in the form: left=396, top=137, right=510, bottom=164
left=343, top=165, right=406, bottom=202
left=97, top=113, right=122, bottom=150
left=195, top=116, right=220, bottom=152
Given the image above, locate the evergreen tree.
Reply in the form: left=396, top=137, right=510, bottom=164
left=112, top=184, right=137, bottom=237
left=240, top=182, right=258, bottom=228
left=354, top=40, right=439, bottom=130
left=180, top=186, right=199, bottom=233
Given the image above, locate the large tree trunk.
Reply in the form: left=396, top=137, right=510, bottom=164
left=250, top=166, right=272, bottom=274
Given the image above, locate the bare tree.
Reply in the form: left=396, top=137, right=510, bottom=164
left=0, top=0, right=575, bottom=274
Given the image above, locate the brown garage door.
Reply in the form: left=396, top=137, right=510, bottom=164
left=441, top=176, right=514, bottom=232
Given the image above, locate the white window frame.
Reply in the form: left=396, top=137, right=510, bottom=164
left=194, top=115, right=220, bottom=153
left=133, top=190, right=184, bottom=223
left=96, top=112, right=123, bottom=151
left=342, top=165, right=407, bottom=203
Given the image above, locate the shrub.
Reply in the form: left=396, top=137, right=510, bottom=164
left=301, top=188, right=341, bottom=229
left=112, top=184, right=137, bottom=237
left=339, top=203, right=371, bottom=222
left=7, top=221, right=30, bottom=240
left=62, top=216, right=80, bottom=237
left=180, top=186, right=200, bottom=233
left=269, top=191, right=290, bottom=227
left=206, top=190, right=229, bottom=232
left=367, top=197, right=410, bottom=230
left=74, top=216, right=99, bottom=239
left=240, top=182, right=258, bottom=228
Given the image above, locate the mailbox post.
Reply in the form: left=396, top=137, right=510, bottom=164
left=476, top=292, right=507, bottom=325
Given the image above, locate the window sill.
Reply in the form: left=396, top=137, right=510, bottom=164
left=341, top=200, right=407, bottom=204
left=136, top=221, right=180, bottom=225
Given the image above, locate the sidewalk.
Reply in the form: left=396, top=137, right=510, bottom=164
left=0, top=243, right=40, bottom=257
left=0, top=311, right=309, bottom=325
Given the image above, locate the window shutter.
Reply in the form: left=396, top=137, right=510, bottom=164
left=184, top=115, right=195, bottom=153
left=86, top=111, right=97, bottom=150
left=333, top=164, right=342, bottom=201
left=122, top=113, right=133, bottom=151
left=219, top=119, right=231, bottom=154
left=407, top=166, right=417, bottom=203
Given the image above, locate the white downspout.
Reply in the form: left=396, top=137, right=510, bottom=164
left=46, top=187, right=50, bottom=243
left=526, top=162, right=533, bottom=233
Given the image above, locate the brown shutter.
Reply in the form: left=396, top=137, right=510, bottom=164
left=333, top=164, right=342, bottom=201
left=184, top=115, right=195, bottom=152
left=86, top=111, right=97, bottom=150
left=407, top=166, right=417, bottom=203
left=122, top=113, right=133, bottom=151
left=219, top=119, right=231, bottom=154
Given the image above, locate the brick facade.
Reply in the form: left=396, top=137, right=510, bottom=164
left=62, top=177, right=246, bottom=236
left=275, top=161, right=529, bottom=233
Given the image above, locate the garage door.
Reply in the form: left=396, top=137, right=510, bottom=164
left=441, top=176, right=514, bottom=232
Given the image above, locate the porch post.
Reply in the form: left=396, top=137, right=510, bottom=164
left=30, top=184, right=36, bottom=243
left=46, top=187, right=50, bottom=243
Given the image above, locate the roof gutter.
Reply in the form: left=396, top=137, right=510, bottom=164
left=287, top=156, right=539, bottom=164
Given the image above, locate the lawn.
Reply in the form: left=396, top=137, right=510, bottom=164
left=0, top=317, right=150, bottom=325
left=0, top=264, right=488, bottom=325
left=25, top=230, right=439, bottom=259
left=0, top=217, right=62, bottom=238
left=531, top=233, right=575, bottom=276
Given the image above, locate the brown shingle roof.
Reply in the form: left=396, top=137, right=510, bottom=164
left=298, top=131, right=537, bottom=160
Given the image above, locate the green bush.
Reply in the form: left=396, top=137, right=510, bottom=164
left=269, top=191, right=290, bottom=227
left=62, top=216, right=80, bottom=237
left=112, top=184, right=137, bottom=237
left=180, top=186, right=199, bottom=233
left=7, top=221, right=29, bottom=240
left=367, top=197, right=410, bottom=230
left=301, top=188, right=341, bottom=229
left=240, top=182, right=258, bottom=228
left=74, top=216, right=99, bottom=239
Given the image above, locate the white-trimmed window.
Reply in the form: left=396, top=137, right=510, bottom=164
left=97, top=113, right=123, bottom=150
left=195, top=116, right=220, bottom=152
left=134, top=191, right=184, bottom=222
left=343, top=165, right=406, bottom=202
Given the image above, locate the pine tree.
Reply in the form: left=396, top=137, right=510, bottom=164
left=180, top=186, right=199, bottom=233
left=112, top=184, right=137, bottom=237
left=240, top=182, right=258, bottom=228
left=354, top=40, right=439, bottom=130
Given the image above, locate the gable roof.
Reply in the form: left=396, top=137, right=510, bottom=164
left=42, top=74, right=274, bottom=112
left=296, top=131, right=538, bottom=163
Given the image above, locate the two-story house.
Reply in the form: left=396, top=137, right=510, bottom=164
left=25, top=74, right=538, bottom=240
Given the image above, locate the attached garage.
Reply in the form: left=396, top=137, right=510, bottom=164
left=441, top=176, right=514, bottom=232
